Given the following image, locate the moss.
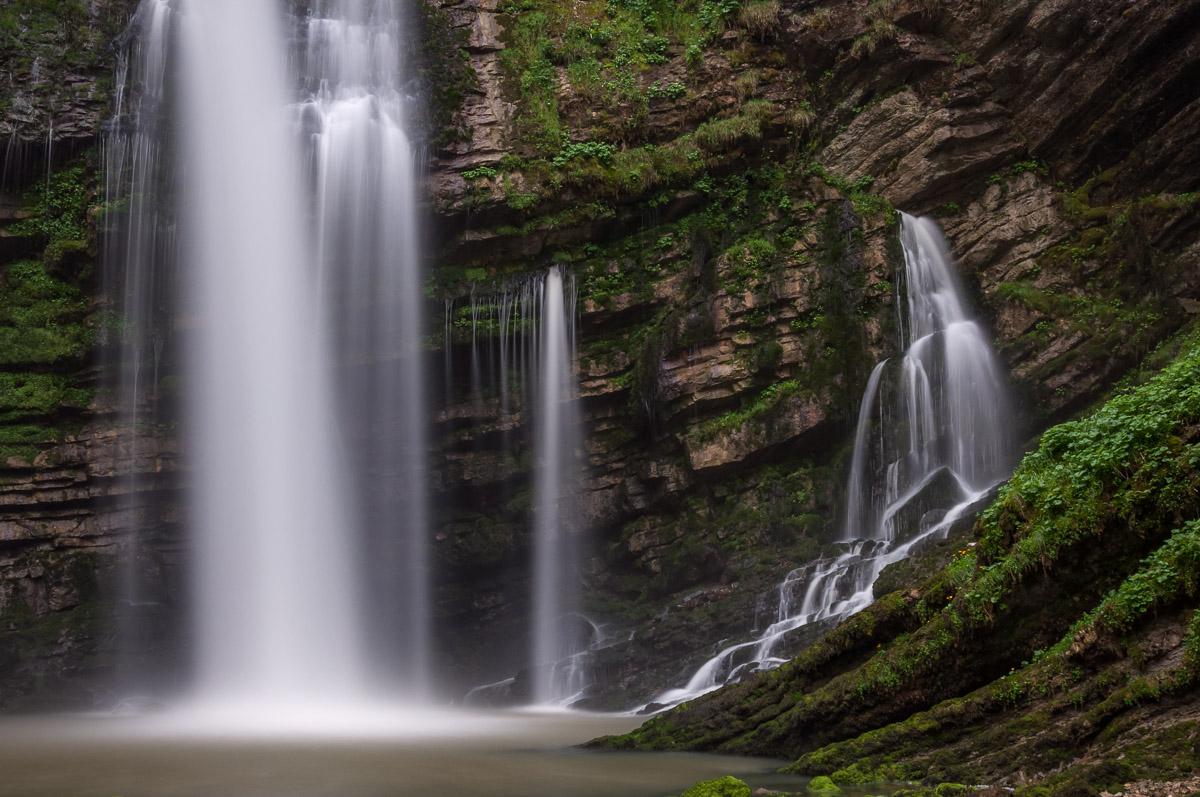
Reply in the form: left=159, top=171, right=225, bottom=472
left=680, top=775, right=752, bottom=797
left=690, top=379, right=802, bottom=441
left=0, top=152, right=97, bottom=463
left=807, top=775, right=842, bottom=796
left=0, top=423, right=59, bottom=461
left=0, top=373, right=90, bottom=422
left=601, top=324, right=1200, bottom=768
left=416, top=1, right=478, bottom=147
left=0, top=259, right=92, bottom=366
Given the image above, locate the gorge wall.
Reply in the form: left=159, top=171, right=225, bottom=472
left=0, top=0, right=1197, bottom=713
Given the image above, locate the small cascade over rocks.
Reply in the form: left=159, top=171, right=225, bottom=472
left=648, top=213, right=1016, bottom=709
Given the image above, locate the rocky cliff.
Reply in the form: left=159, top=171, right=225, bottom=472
left=423, top=0, right=1200, bottom=703
left=0, top=0, right=1197, bottom=718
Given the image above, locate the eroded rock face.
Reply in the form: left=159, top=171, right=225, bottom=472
left=0, top=421, right=184, bottom=709
left=1, top=1, right=140, bottom=148
left=422, top=0, right=1200, bottom=703
left=0, top=0, right=1198, bottom=709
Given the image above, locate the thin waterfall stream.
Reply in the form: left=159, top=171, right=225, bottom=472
left=649, top=212, right=1016, bottom=709
left=447, top=268, right=598, bottom=707
left=532, top=266, right=590, bottom=705
left=101, top=0, right=175, bottom=694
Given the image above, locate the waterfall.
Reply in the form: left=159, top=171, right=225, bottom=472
left=446, top=269, right=595, bottom=707
left=648, top=212, right=1016, bottom=709
left=178, top=0, right=365, bottom=704
left=102, top=0, right=175, bottom=692
left=102, top=0, right=432, bottom=709
left=298, top=0, right=430, bottom=697
left=532, top=266, right=588, bottom=705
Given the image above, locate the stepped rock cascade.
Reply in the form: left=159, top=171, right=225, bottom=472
left=179, top=0, right=365, bottom=704
left=297, top=0, right=430, bottom=696
left=649, top=213, right=1016, bottom=709
left=102, top=0, right=175, bottom=692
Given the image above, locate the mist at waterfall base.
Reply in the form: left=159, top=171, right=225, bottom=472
left=0, top=711, right=822, bottom=797
left=649, top=212, right=1017, bottom=709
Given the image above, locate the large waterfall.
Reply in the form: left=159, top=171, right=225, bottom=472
left=650, top=212, right=1016, bottom=708
left=298, top=0, right=431, bottom=696
left=178, top=0, right=366, bottom=704
left=103, top=0, right=429, bottom=708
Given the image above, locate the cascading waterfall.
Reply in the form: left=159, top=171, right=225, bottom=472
left=298, top=0, right=431, bottom=696
left=178, top=0, right=364, bottom=704
left=650, top=212, right=1016, bottom=709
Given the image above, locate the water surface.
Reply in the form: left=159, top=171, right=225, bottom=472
left=0, top=708, right=806, bottom=797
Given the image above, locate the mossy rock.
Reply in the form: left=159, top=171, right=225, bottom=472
left=808, top=776, right=843, bottom=797
left=681, top=775, right=753, bottom=797
left=934, top=785, right=973, bottom=797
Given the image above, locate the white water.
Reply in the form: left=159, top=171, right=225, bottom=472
left=102, top=0, right=174, bottom=690
left=650, top=213, right=1016, bottom=708
left=178, top=0, right=364, bottom=704
left=532, top=267, right=589, bottom=704
left=102, top=0, right=431, bottom=710
left=298, top=0, right=430, bottom=696
left=445, top=269, right=596, bottom=706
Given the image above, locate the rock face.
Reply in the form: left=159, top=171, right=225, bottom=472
left=597, top=327, right=1200, bottom=794
left=421, top=0, right=1200, bottom=703
left=0, top=0, right=1198, bottom=710
left=1, top=1, right=140, bottom=154
left=0, top=424, right=183, bottom=709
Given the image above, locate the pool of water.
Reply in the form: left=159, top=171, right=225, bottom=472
left=0, top=707, right=808, bottom=797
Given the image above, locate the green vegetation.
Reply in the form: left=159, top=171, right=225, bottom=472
left=0, top=154, right=96, bottom=461
left=0, top=260, right=92, bottom=366
left=462, top=165, right=499, bottom=181
left=601, top=324, right=1200, bottom=790
left=0, top=373, right=89, bottom=422
left=10, top=163, right=91, bottom=257
left=806, top=163, right=894, bottom=219
left=484, top=0, right=813, bottom=214
left=417, top=2, right=478, bottom=146
left=497, top=0, right=739, bottom=151
left=680, top=775, right=752, bottom=797
left=691, top=379, right=801, bottom=441
left=987, top=159, right=1047, bottom=186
